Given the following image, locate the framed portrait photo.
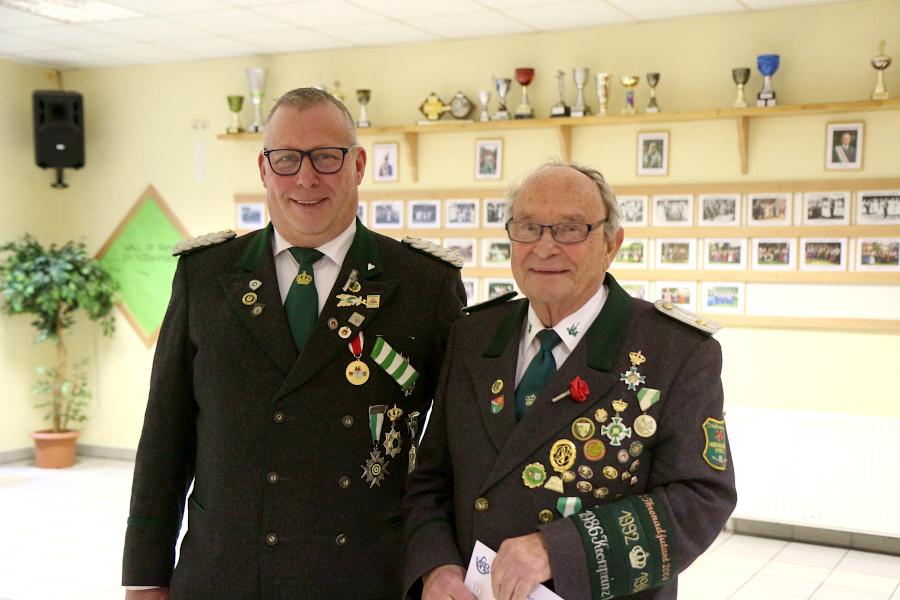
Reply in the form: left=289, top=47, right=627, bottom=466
left=747, top=192, right=792, bottom=226
left=481, top=238, right=511, bottom=268
left=652, top=195, right=693, bottom=227
left=235, top=199, right=267, bottom=231
left=700, top=282, right=745, bottom=315
left=444, top=237, right=477, bottom=268
left=372, top=142, right=399, bottom=182
left=637, top=131, right=669, bottom=176
left=802, top=191, right=850, bottom=225
left=655, top=281, right=696, bottom=311
left=825, top=122, right=863, bottom=171
left=618, top=280, right=650, bottom=301
left=371, top=200, right=404, bottom=229
left=752, top=238, right=797, bottom=271
left=462, top=277, right=479, bottom=305
left=655, top=238, right=696, bottom=270
left=799, top=238, right=847, bottom=271
left=475, top=139, right=503, bottom=180
left=856, top=238, right=900, bottom=271
left=483, top=198, right=510, bottom=228
left=613, top=238, right=648, bottom=270
left=446, top=198, right=479, bottom=228
left=408, top=199, right=441, bottom=229
left=703, top=238, right=747, bottom=271
left=484, top=278, right=517, bottom=300
left=857, top=190, right=900, bottom=224
left=356, top=201, right=367, bottom=226
left=617, top=195, right=648, bottom=227
left=699, top=194, right=741, bottom=226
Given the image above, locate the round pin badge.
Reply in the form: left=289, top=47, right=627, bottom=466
left=577, top=465, right=593, bottom=479
left=346, top=360, right=370, bottom=385
left=549, top=439, right=577, bottom=473
left=576, top=480, right=593, bottom=493
left=602, top=466, right=618, bottom=480
left=617, top=449, right=629, bottom=463
left=583, top=438, right=606, bottom=462
left=249, top=279, right=262, bottom=291
left=242, top=292, right=257, bottom=305
left=571, top=417, right=595, bottom=441
left=630, top=460, right=641, bottom=473
left=338, top=326, right=352, bottom=339
left=629, top=441, right=643, bottom=457
left=634, top=414, right=657, bottom=438
left=327, top=318, right=339, bottom=330
left=594, top=408, right=609, bottom=423
left=593, top=486, right=609, bottom=499
left=538, top=509, right=554, bottom=524
left=251, top=304, right=264, bottom=316
left=561, top=470, right=576, bottom=484
left=491, top=379, right=503, bottom=395
left=348, top=281, right=362, bottom=293
left=522, top=462, right=547, bottom=489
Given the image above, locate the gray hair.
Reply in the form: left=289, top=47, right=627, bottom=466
left=506, top=161, right=621, bottom=238
left=266, top=87, right=357, bottom=144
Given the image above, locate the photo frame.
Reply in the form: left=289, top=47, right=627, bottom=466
left=371, top=200, right=404, bottom=229
left=856, top=238, right=900, bottom=271
left=356, top=201, right=367, bottom=226
left=655, top=281, right=696, bottom=311
left=652, top=195, right=693, bottom=227
left=475, top=139, right=503, bottom=180
left=703, top=238, right=747, bottom=271
left=613, top=238, right=648, bottom=270
left=408, top=199, right=441, bottom=229
left=655, top=238, right=696, bottom=270
left=462, top=277, right=479, bottom=305
left=618, top=280, right=650, bottom=301
left=484, top=278, right=517, bottom=300
left=446, top=198, right=479, bottom=228
left=699, top=194, right=741, bottom=226
left=857, top=190, right=900, bottom=224
left=802, top=191, right=850, bottom=225
left=825, top=122, right=863, bottom=171
left=617, top=195, right=648, bottom=227
left=752, top=238, right=797, bottom=271
left=747, top=192, right=792, bottom=226
left=700, top=282, right=745, bottom=315
left=799, top=238, right=847, bottom=271
left=444, top=237, right=477, bottom=268
left=481, top=238, right=511, bottom=268
left=235, top=199, right=266, bottom=231
left=637, top=131, right=669, bottom=176
left=483, top=198, right=510, bottom=228
left=372, top=142, right=399, bottom=182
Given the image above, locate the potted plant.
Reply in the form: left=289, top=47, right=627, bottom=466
left=0, top=234, right=117, bottom=468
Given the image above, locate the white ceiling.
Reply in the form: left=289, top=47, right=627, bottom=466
left=0, top=0, right=856, bottom=69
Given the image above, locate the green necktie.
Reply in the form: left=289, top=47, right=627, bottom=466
left=515, top=329, right=562, bottom=421
left=284, top=247, right=323, bottom=352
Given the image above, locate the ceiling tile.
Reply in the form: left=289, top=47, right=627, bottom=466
left=84, top=17, right=205, bottom=42
left=104, top=0, right=227, bottom=16
left=161, top=36, right=271, bottom=58
left=0, top=31, right=62, bottom=53
left=165, top=7, right=295, bottom=35
left=317, top=21, right=437, bottom=45
left=5, top=47, right=130, bottom=68
left=348, top=0, right=485, bottom=20
left=236, top=28, right=348, bottom=52
left=740, top=0, right=850, bottom=9
left=12, top=24, right=128, bottom=47
left=504, top=1, right=634, bottom=30
left=0, top=5, right=59, bottom=28
left=604, top=0, right=745, bottom=21
left=409, top=11, right=532, bottom=39
left=250, top=0, right=387, bottom=27
left=84, top=42, right=199, bottom=63
left=475, top=0, right=587, bottom=8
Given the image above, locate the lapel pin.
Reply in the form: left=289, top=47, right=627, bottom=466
left=249, top=279, right=262, bottom=290
left=242, top=292, right=257, bottom=305
left=251, top=304, right=264, bottom=317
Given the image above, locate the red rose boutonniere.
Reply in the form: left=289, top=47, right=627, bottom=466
left=570, top=376, right=590, bottom=402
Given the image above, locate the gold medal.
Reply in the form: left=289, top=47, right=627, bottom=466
left=346, top=359, right=370, bottom=385
left=522, top=463, right=547, bottom=489
left=571, top=417, right=595, bottom=441
left=383, top=424, right=402, bottom=458
left=634, top=414, right=657, bottom=437
left=242, top=292, right=257, bottom=305
left=549, top=439, right=577, bottom=473
left=583, top=439, right=606, bottom=462
left=593, top=486, right=609, bottom=499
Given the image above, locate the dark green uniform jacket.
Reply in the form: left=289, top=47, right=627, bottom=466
left=123, top=221, right=465, bottom=599
left=404, top=274, right=736, bottom=600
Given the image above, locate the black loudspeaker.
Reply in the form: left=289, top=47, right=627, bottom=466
left=33, top=90, right=84, bottom=169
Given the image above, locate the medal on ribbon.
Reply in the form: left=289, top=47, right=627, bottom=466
left=370, top=336, right=419, bottom=395
left=346, top=333, right=370, bottom=385
left=635, top=387, right=661, bottom=437
left=407, top=411, right=420, bottom=473
left=556, top=497, right=583, bottom=517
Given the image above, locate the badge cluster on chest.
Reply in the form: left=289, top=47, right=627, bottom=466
left=362, top=404, right=420, bottom=488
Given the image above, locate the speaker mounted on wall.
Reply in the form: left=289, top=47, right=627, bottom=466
left=33, top=90, right=85, bottom=188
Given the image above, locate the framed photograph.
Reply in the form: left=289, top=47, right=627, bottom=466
left=857, top=190, right=900, bottom=224
left=462, top=277, right=478, bottom=305
left=483, top=198, right=510, bottom=228
left=802, top=192, right=850, bottom=225
left=356, top=201, right=367, bottom=226
left=856, top=238, right=900, bottom=271
left=699, top=194, right=741, bottom=226
left=372, top=142, right=399, bottom=182
left=484, top=278, right=517, bottom=300
left=235, top=199, right=266, bottom=231
left=618, top=280, right=649, bottom=300
left=655, top=281, right=696, bottom=311
left=825, top=122, right=863, bottom=170
left=446, top=198, right=479, bottom=228
left=752, top=238, right=797, bottom=271
left=444, top=237, right=477, bottom=268
left=655, top=238, right=696, bottom=270
left=613, top=238, right=648, bottom=270
left=475, top=139, right=503, bottom=180
left=704, top=238, right=747, bottom=271
left=481, top=238, right=511, bottom=268
left=408, top=199, right=441, bottom=228
left=372, top=200, right=403, bottom=229
left=636, top=131, right=668, bottom=176
left=701, top=282, right=745, bottom=315
left=800, top=238, right=847, bottom=271
left=617, top=195, right=648, bottom=227
left=747, top=192, right=792, bottom=226
left=652, top=195, right=693, bottom=227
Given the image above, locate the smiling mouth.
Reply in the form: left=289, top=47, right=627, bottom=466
left=291, top=197, right=326, bottom=206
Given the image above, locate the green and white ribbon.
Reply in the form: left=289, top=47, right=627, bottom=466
left=557, top=496, right=583, bottom=518
left=637, top=388, right=661, bottom=412
left=368, top=405, right=387, bottom=443
left=370, top=336, right=419, bottom=392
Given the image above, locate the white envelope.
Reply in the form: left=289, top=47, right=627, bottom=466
left=464, top=540, right=563, bottom=600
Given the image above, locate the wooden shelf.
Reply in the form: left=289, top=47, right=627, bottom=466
left=217, top=98, right=900, bottom=180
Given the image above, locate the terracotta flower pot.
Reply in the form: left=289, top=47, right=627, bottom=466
left=30, top=429, right=80, bottom=468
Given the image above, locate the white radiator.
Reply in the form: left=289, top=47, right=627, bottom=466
left=726, top=406, right=900, bottom=537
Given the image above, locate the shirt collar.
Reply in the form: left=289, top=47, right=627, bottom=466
left=272, top=219, right=357, bottom=267
left=523, top=284, right=609, bottom=352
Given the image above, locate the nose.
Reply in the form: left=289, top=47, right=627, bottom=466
left=533, top=227, right=558, bottom=257
left=293, top=158, right=319, bottom=188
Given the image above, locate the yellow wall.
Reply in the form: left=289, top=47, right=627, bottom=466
left=1, top=0, right=898, bottom=452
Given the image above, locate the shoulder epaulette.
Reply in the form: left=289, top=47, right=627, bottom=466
left=401, top=236, right=464, bottom=268
left=654, top=300, right=721, bottom=336
left=172, top=230, right=237, bottom=256
left=463, top=291, right=518, bottom=314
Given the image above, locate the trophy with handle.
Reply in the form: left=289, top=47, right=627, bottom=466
left=246, top=67, right=267, bottom=133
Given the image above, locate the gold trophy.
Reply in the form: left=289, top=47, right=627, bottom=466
left=731, top=68, right=751, bottom=108
left=619, top=75, right=639, bottom=115
left=226, top=95, right=244, bottom=134
left=871, top=40, right=892, bottom=100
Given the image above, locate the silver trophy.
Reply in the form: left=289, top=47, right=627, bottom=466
left=356, top=89, right=371, bottom=127
left=246, top=67, right=267, bottom=133
left=492, top=76, right=511, bottom=120
left=646, top=72, right=660, bottom=113
left=871, top=40, right=892, bottom=100
left=732, top=68, right=750, bottom=108
left=551, top=70, right=570, bottom=117
left=571, top=67, right=590, bottom=117
left=595, top=72, right=610, bottom=116
left=478, top=90, right=491, bottom=122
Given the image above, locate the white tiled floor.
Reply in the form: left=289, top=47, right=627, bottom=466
left=1, top=457, right=899, bottom=600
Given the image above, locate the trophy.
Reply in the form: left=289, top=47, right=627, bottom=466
left=225, top=95, right=244, bottom=134
left=332, top=80, right=346, bottom=103
left=356, top=89, right=371, bottom=127
left=571, top=67, right=590, bottom=117
left=732, top=68, right=751, bottom=108
left=478, top=90, right=491, bottom=122
left=551, top=70, right=570, bottom=117
left=514, top=67, right=535, bottom=119
left=595, top=72, right=610, bottom=116
left=449, top=91, right=474, bottom=120
left=646, top=72, right=660, bottom=113
left=619, top=75, right=639, bottom=115
left=492, top=77, right=511, bottom=120
left=419, top=92, right=449, bottom=122
left=871, top=40, right=892, bottom=100
left=245, top=67, right=267, bottom=132
left=756, top=54, right=780, bottom=107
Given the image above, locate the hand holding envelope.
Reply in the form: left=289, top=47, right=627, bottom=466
left=464, top=541, right=563, bottom=600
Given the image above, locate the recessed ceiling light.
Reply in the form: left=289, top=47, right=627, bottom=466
left=0, top=0, right=143, bottom=23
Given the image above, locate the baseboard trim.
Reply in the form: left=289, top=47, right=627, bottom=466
left=77, top=444, right=137, bottom=461
left=731, top=517, right=900, bottom=556
left=0, top=447, right=33, bottom=464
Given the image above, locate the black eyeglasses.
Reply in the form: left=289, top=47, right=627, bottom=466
left=263, top=146, right=353, bottom=176
left=505, top=219, right=609, bottom=244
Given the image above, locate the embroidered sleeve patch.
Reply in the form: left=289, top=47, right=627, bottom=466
left=702, top=417, right=728, bottom=471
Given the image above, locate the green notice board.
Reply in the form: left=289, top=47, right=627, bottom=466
left=98, top=186, right=189, bottom=346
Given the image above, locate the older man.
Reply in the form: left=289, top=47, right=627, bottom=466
left=122, top=88, right=465, bottom=599
left=404, top=162, right=736, bottom=600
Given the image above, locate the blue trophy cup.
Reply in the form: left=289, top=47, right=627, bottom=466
left=756, top=54, right=780, bottom=107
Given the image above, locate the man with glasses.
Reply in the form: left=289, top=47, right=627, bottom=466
left=123, top=88, right=465, bottom=599
left=404, top=162, right=736, bottom=600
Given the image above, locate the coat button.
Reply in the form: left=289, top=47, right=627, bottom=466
left=273, top=410, right=286, bottom=423
left=267, top=471, right=280, bottom=485
left=338, top=476, right=351, bottom=489
left=474, top=497, right=489, bottom=512
left=335, top=533, right=348, bottom=546
left=341, top=415, right=354, bottom=428
left=265, top=532, right=278, bottom=546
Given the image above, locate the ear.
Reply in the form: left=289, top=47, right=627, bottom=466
left=258, top=151, right=268, bottom=188
left=354, top=146, right=367, bottom=185
left=606, top=228, right=625, bottom=262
